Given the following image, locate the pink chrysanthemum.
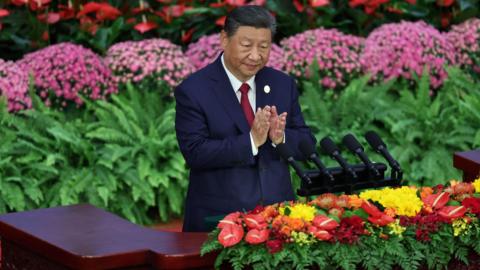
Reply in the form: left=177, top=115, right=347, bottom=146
left=17, top=43, right=117, bottom=108
left=280, top=28, right=364, bottom=90
left=0, top=59, right=31, bottom=112
left=185, top=33, right=285, bottom=71
left=361, top=21, right=456, bottom=89
left=105, top=38, right=194, bottom=89
left=446, top=18, right=480, bottom=74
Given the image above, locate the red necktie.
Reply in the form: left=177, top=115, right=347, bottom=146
left=239, top=83, right=254, bottom=127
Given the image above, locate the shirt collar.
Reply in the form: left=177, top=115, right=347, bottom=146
left=221, top=54, right=255, bottom=92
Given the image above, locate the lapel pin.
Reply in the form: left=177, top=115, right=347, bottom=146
left=264, top=85, right=270, bottom=94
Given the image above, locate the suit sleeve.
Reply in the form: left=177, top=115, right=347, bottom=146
left=175, top=85, right=256, bottom=170
left=284, top=77, right=316, bottom=160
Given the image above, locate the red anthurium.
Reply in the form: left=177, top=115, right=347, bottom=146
left=210, top=2, right=227, bottom=8
left=439, top=206, right=467, bottom=219
left=226, top=0, right=246, bottom=6
left=312, top=215, right=339, bottom=230
left=163, top=4, right=190, bottom=18
left=308, top=226, right=332, bottom=241
left=77, top=2, right=102, bottom=17
left=436, top=0, right=455, bottom=6
left=245, top=229, right=269, bottom=244
left=293, top=0, right=305, bottom=12
left=423, top=192, right=450, bottom=210
left=368, top=214, right=394, bottom=226
left=134, top=21, right=158, bottom=33
left=11, top=0, right=28, bottom=6
left=217, top=212, right=242, bottom=229
left=361, top=201, right=383, bottom=218
left=59, top=5, right=75, bottom=20
left=0, top=9, right=10, bottom=18
left=96, top=3, right=121, bottom=20
left=244, top=213, right=267, bottom=230
left=37, top=12, right=61, bottom=24
left=29, top=0, right=51, bottom=11
left=218, top=224, right=244, bottom=247
left=249, top=0, right=266, bottom=5
left=215, top=16, right=226, bottom=27
left=181, top=28, right=194, bottom=43
left=310, top=0, right=329, bottom=7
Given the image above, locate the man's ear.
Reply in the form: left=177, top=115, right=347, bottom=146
left=220, top=30, right=228, bottom=50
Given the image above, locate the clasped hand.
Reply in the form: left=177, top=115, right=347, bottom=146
left=251, top=105, right=287, bottom=147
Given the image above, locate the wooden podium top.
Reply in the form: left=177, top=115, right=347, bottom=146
left=454, top=150, right=480, bottom=182
left=0, top=204, right=216, bottom=270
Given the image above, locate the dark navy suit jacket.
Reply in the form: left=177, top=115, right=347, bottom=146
left=175, top=55, right=315, bottom=232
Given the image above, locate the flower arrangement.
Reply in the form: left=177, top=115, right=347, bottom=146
left=201, top=179, right=480, bottom=269
left=0, top=59, right=31, bottom=112
left=446, top=18, right=480, bottom=75
left=360, top=21, right=456, bottom=89
left=280, top=28, right=364, bottom=90
left=17, top=43, right=117, bottom=108
left=185, top=33, right=285, bottom=72
left=105, top=38, right=194, bottom=92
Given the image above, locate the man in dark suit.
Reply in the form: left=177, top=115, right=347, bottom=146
left=175, top=5, right=315, bottom=232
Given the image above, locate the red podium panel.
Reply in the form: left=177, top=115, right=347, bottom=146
left=454, top=150, right=480, bottom=182
left=0, top=204, right=215, bottom=270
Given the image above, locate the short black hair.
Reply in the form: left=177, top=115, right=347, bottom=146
left=224, top=5, right=276, bottom=38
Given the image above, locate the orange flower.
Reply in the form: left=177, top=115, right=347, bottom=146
left=312, top=193, right=337, bottom=209
left=420, top=187, right=433, bottom=200
left=384, top=207, right=397, bottom=217
left=279, top=225, right=292, bottom=237
left=348, top=195, right=364, bottom=208
left=285, top=216, right=305, bottom=231
left=336, top=195, right=351, bottom=208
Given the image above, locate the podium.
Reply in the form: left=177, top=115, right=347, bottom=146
left=454, top=150, right=480, bottom=182
left=0, top=204, right=215, bottom=269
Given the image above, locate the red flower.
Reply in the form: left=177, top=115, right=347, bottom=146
left=218, top=224, right=244, bottom=247
left=293, top=0, right=304, bottom=12
left=310, top=0, right=329, bottom=7
left=77, top=2, right=121, bottom=21
left=0, top=9, right=10, bottom=18
left=438, top=206, right=467, bottom=219
left=245, top=229, right=269, bottom=244
left=266, top=239, right=283, bottom=253
left=226, top=0, right=246, bottom=6
left=308, top=225, right=333, bottom=241
left=312, top=215, right=339, bottom=230
left=436, top=0, right=455, bottom=7
left=368, top=214, right=394, bottom=226
left=361, top=201, right=383, bottom=218
left=58, top=4, right=75, bottom=20
left=328, top=207, right=344, bottom=218
left=462, top=197, right=480, bottom=215
left=217, top=211, right=242, bottom=229
left=215, top=16, right=226, bottom=27
left=37, top=12, right=60, bottom=24
left=134, top=21, right=158, bottom=33
left=244, top=213, right=267, bottom=230
left=423, top=192, right=450, bottom=210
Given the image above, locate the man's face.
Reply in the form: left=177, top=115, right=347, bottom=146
left=221, top=26, right=272, bottom=82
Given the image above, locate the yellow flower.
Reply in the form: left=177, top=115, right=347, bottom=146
left=279, top=203, right=316, bottom=222
left=472, top=177, right=480, bottom=193
left=359, top=186, right=423, bottom=217
left=452, top=218, right=470, bottom=237
left=291, top=231, right=316, bottom=246
left=387, top=219, right=406, bottom=236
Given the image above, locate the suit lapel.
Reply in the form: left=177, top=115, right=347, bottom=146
left=209, top=57, right=251, bottom=133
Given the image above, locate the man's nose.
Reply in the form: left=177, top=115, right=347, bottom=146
left=248, top=47, right=261, bottom=61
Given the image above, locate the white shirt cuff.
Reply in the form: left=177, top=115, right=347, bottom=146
left=250, top=132, right=258, bottom=156
left=271, top=133, right=286, bottom=147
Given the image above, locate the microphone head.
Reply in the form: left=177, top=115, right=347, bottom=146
left=320, top=137, right=339, bottom=155
left=298, top=139, right=316, bottom=158
left=342, top=133, right=363, bottom=153
left=276, top=143, right=294, bottom=160
left=365, top=131, right=386, bottom=150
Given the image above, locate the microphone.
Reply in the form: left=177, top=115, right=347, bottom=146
left=276, top=143, right=312, bottom=185
left=298, top=139, right=335, bottom=182
left=319, top=137, right=357, bottom=179
left=365, top=131, right=401, bottom=172
left=342, top=134, right=380, bottom=176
